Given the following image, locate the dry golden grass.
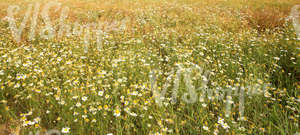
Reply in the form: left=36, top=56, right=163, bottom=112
left=0, top=0, right=299, bottom=32
left=245, top=8, right=286, bottom=31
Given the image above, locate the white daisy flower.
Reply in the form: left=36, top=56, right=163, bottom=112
left=0, top=70, right=4, bottom=75
left=203, top=126, right=209, bottom=131
left=98, top=91, right=104, bottom=96
left=76, top=102, right=81, bottom=107
left=82, top=96, right=88, bottom=101
left=113, top=109, right=121, bottom=117
left=61, top=127, right=70, bottom=134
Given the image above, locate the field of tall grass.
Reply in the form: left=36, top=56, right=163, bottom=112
left=0, top=0, right=299, bottom=134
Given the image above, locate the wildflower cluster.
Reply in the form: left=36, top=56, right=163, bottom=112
left=0, top=0, right=299, bottom=134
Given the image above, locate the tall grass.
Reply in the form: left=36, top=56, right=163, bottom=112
left=0, top=0, right=299, bottom=135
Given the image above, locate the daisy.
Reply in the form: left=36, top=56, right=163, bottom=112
left=82, top=96, right=88, bottom=101
left=61, top=127, right=70, bottom=134
left=203, top=126, right=209, bottom=131
left=98, top=91, right=104, bottom=96
left=113, top=109, right=121, bottom=117
left=130, top=112, right=137, bottom=117
left=76, top=102, right=81, bottom=107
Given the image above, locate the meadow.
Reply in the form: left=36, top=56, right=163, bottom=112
left=0, top=0, right=299, bottom=134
